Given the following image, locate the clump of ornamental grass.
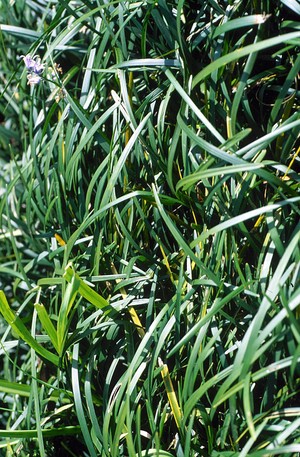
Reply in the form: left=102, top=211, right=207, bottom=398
left=0, top=1, right=300, bottom=456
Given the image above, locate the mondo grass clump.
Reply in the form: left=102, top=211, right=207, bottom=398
left=0, top=1, right=300, bottom=456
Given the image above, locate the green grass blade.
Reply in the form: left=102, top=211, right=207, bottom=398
left=192, top=31, right=300, bottom=86
left=0, top=291, right=59, bottom=366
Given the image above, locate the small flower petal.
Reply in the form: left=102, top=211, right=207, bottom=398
left=27, top=73, right=42, bottom=86
left=22, top=54, right=37, bottom=71
left=33, top=62, right=44, bottom=74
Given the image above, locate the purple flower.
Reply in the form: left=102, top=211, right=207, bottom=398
left=22, top=54, right=37, bottom=72
left=32, top=57, right=44, bottom=75
left=21, top=54, right=45, bottom=85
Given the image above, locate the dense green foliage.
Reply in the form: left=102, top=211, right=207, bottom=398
left=1, top=0, right=300, bottom=455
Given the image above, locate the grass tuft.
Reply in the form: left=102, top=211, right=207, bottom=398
left=1, top=1, right=300, bottom=455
